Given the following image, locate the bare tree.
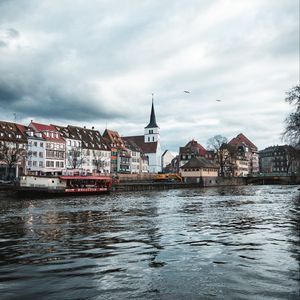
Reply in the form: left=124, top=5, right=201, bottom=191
left=0, top=141, right=27, bottom=179
left=68, top=147, right=84, bottom=170
left=92, top=151, right=109, bottom=173
left=285, top=145, right=300, bottom=175
left=207, top=135, right=232, bottom=177
left=283, top=85, right=300, bottom=148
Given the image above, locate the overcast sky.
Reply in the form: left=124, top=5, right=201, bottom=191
left=0, top=0, right=299, bottom=152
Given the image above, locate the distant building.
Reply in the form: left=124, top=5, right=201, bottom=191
left=229, top=133, right=259, bottom=175
left=0, top=121, right=28, bottom=179
left=67, top=125, right=111, bottom=174
left=29, top=121, right=66, bottom=175
left=179, top=139, right=206, bottom=168
left=124, top=99, right=161, bottom=173
left=161, top=150, right=174, bottom=172
left=180, top=156, right=219, bottom=185
left=103, top=129, right=130, bottom=174
left=26, top=127, right=45, bottom=175
left=53, top=125, right=83, bottom=174
left=259, top=145, right=300, bottom=174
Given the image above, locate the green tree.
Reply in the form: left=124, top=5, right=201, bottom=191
left=283, top=85, right=300, bottom=148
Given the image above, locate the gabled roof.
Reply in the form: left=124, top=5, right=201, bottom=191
left=229, top=133, right=257, bottom=151
left=123, top=138, right=142, bottom=153
left=30, top=121, right=57, bottom=132
left=145, top=100, right=159, bottom=129
left=67, top=125, right=110, bottom=151
left=180, top=156, right=218, bottom=169
left=29, top=121, right=65, bottom=142
left=103, top=129, right=126, bottom=150
left=180, top=139, right=206, bottom=156
left=123, top=135, right=158, bottom=154
left=0, top=121, right=28, bottom=143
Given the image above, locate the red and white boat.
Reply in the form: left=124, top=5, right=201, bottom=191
left=18, top=175, right=113, bottom=196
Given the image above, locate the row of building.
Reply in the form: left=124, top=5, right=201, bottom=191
left=0, top=101, right=299, bottom=180
left=0, top=101, right=163, bottom=179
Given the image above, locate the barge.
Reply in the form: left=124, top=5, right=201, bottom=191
left=17, top=175, right=113, bottom=196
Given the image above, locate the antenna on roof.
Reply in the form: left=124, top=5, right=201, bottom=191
left=13, top=112, right=16, bottom=122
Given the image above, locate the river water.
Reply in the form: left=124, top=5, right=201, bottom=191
left=0, top=185, right=299, bottom=300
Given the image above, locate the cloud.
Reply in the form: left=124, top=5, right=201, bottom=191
left=0, top=0, right=298, bottom=152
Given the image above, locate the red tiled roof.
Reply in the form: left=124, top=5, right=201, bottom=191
left=181, top=139, right=206, bottom=156
left=30, top=121, right=65, bottom=142
left=31, top=122, right=57, bottom=132
left=229, top=133, right=257, bottom=151
left=123, top=135, right=157, bottom=154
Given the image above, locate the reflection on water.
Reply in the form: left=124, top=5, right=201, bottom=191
left=0, top=185, right=299, bottom=299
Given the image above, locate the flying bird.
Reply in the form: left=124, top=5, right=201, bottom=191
left=216, top=99, right=222, bottom=102
left=184, top=91, right=190, bottom=94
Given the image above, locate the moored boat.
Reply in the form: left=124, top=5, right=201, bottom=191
left=17, top=175, right=113, bottom=196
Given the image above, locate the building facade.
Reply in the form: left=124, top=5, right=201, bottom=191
left=29, top=122, right=66, bottom=175
left=259, top=145, right=300, bottom=175
left=124, top=99, right=161, bottom=173
left=0, top=121, right=28, bottom=179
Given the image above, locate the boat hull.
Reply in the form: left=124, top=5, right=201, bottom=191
left=15, top=186, right=111, bottom=197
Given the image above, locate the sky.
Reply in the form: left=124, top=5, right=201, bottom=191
left=0, top=0, right=299, bottom=153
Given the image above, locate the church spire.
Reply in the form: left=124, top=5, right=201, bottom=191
left=145, top=93, right=159, bottom=129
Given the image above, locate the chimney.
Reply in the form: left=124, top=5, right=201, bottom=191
left=84, top=126, right=86, bottom=129
left=92, top=126, right=94, bottom=130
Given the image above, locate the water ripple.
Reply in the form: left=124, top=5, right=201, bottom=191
left=0, top=185, right=299, bottom=299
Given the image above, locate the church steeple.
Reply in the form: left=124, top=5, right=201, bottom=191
left=145, top=94, right=159, bottom=129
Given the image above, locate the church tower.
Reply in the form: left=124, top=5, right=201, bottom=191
left=144, top=95, right=160, bottom=143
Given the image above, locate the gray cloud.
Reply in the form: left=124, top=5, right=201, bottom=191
left=0, top=0, right=298, bottom=152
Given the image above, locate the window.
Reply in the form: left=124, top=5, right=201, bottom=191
left=33, top=151, right=37, bottom=157
left=40, top=142, right=44, bottom=147
left=34, top=142, right=37, bottom=146
left=148, top=137, right=150, bottom=142
left=60, top=162, right=64, bottom=168
left=39, top=161, right=43, bottom=167
left=149, top=130, right=153, bottom=134
left=56, top=161, right=60, bottom=168
left=39, top=152, right=43, bottom=158
left=152, top=137, right=154, bottom=142
left=33, top=161, right=37, bottom=167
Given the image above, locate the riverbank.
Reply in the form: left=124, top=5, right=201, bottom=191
left=1, top=175, right=299, bottom=195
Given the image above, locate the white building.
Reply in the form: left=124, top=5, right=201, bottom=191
left=161, top=150, right=174, bottom=172
left=53, top=125, right=83, bottom=175
left=29, top=121, right=66, bottom=175
left=124, top=99, right=161, bottom=173
left=67, top=126, right=111, bottom=174
left=26, top=129, right=45, bottom=175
